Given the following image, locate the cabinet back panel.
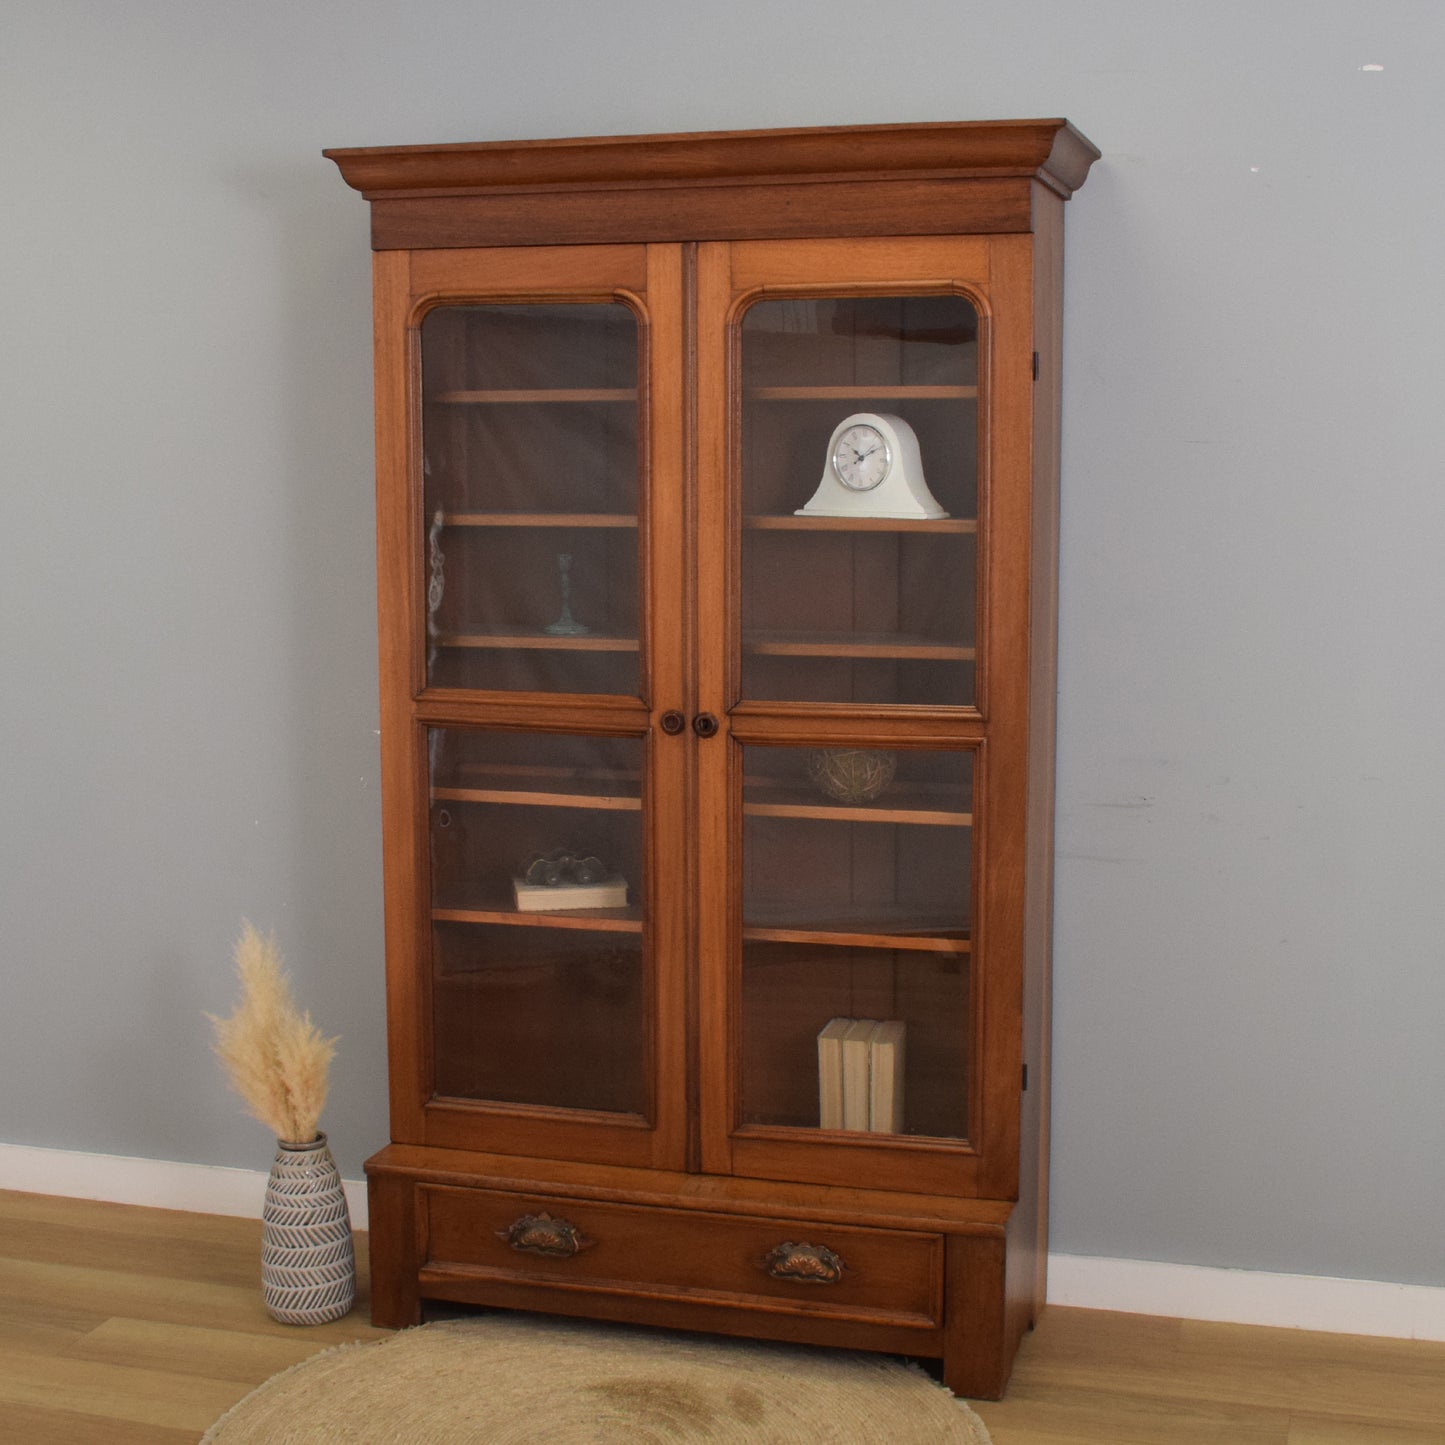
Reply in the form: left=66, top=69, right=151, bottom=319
left=420, top=302, right=642, bottom=695
left=432, top=924, right=646, bottom=1117
left=739, top=942, right=971, bottom=1141
left=737, top=293, right=979, bottom=709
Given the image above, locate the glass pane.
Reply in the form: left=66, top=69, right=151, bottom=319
left=739, top=296, right=979, bottom=707
left=428, top=727, right=647, bottom=1116
left=421, top=304, right=640, bottom=695
left=739, top=744, right=974, bottom=1139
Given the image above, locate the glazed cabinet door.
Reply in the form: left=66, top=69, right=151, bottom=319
left=694, top=236, right=1036, bottom=1199
left=373, top=244, right=688, bottom=1171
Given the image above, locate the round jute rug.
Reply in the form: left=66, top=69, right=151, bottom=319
left=202, top=1314, right=992, bottom=1443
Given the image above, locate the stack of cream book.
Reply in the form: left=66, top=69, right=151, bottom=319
left=817, top=1017, right=906, bottom=1133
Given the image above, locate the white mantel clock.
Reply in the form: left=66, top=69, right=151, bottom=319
left=796, top=412, right=948, bottom=520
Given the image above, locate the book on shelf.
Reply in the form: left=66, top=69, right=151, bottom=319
left=512, top=875, right=628, bottom=912
left=816, top=1016, right=906, bottom=1133
left=867, top=1019, right=906, bottom=1135
left=841, top=1019, right=879, bottom=1131
left=816, top=1018, right=851, bottom=1130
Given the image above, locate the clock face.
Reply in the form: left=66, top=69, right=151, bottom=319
left=831, top=422, right=891, bottom=492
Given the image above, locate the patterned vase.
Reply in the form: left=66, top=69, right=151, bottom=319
left=261, top=1132, right=356, bottom=1325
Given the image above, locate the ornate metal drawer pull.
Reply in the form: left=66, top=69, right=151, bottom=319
left=763, top=1241, right=845, bottom=1285
left=497, top=1212, right=593, bottom=1259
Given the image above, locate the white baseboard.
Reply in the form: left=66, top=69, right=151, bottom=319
left=1047, top=1252, right=1445, bottom=1342
left=0, top=1141, right=369, bottom=1231
left=5, top=1142, right=1442, bottom=1343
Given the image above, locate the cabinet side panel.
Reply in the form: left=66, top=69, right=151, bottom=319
left=1013, top=186, right=1065, bottom=1342
left=372, top=249, right=430, bottom=1144
left=974, top=236, right=1034, bottom=1199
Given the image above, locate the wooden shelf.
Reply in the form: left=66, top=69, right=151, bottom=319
left=746, top=385, right=976, bottom=401
left=436, top=771, right=966, bottom=822
left=746, top=514, right=975, bottom=533
left=745, top=799, right=971, bottom=826
left=436, top=628, right=639, bottom=653
left=744, top=776, right=970, bottom=828
left=445, top=513, right=964, bottom=533
left=433, top=904, right=643, bottom=933
left=442, top=513, right=637, bottom=528
left=744, top=631, right=974, bottom=662
left=454, top=762, right=640, bottom=786
left=434, top=777, right=640, bottom=810
left=438, top=905, right=966, bottom=952
left=431, top=389, right=636, bottom=404
left=743, top=922, right=970, bottom=954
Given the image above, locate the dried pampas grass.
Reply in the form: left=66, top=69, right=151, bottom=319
left=209, top=923, right=338, bottom=1145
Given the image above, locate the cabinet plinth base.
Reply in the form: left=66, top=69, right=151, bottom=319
left=365, top=1143, right=1036, bottom=1400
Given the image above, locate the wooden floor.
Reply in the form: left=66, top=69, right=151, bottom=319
left=3, top=1190, right=1444, bottom=1443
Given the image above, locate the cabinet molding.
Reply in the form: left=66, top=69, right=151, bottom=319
left=327, top=119, right=1098, bottom=251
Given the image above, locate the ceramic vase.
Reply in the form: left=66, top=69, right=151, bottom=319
left=261, top=1132, right=355, bottom=1325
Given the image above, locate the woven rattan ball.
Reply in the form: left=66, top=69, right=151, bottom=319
left=807, top=749, right=897, bottom=803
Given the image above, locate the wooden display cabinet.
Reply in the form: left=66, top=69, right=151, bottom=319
left=327, top=118, right=1097, bottom=1398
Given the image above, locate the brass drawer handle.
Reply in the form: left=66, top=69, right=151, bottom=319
left=497, top=1212, right=593, bottom=1259
left=763, top=1241, right=845, bottom=1285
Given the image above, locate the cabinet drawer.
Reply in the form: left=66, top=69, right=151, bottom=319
left=419, top=1185, right=943, bottom=1326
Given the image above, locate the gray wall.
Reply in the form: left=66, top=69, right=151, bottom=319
left=3, top=2, right=1442, bottom=1288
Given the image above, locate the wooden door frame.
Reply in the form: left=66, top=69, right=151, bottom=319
left=371, top=242, right=690, bottom=1172
left=692, top=235, right=1037, bottom=1201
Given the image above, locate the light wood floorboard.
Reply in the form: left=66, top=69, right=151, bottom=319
left=972, top=1306, right=1445, bottom=1443
left=0, top=1189, right=388, bottom=1441
left=3, top=1190, right=1444, bottom=1442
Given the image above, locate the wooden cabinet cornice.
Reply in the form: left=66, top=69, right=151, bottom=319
left=327, top=117, right=1098, bottom=249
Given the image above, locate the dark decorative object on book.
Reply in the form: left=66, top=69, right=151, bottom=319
left=521, top=851, right=610, bottom=887
left=513, top=852, right=628, bottom=912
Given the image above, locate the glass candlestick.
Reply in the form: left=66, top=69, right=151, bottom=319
left=544, top=552, right=590, bottom=636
